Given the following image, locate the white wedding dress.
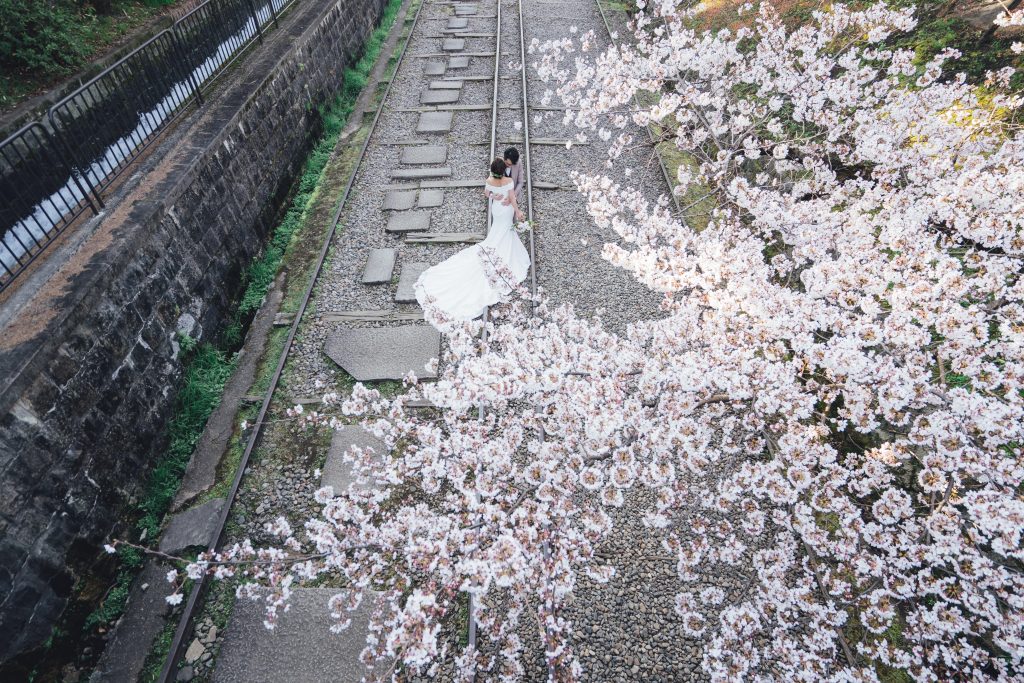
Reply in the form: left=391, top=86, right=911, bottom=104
left=414, top=180, right=530, bottom=322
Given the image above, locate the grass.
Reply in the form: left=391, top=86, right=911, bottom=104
left=0, top=0, right=181, bottom=111
left=82, top=545, right=144, bottom=633
left=656, top=141, right=716, bottom=231
left=454, top=592, right=471, bottom=648
left=137, top=616, right=177, bottom=683
left=843, top=605, right=913, bottom=683
left=82, top=343, right=235, bottom=636
left=137, top=344, right=237, bottom=540
left=682, top=0, right=1023, bottom=89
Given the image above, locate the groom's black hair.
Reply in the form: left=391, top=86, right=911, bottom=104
left=503, top=147, right=520, bottom=164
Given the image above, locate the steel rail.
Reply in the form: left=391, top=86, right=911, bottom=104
left=469, top=0, right=504, bottom=654
left=466, top=0, right=541, bottom=663
left=517, top=0, right=536, bottom=302
left=154, top=1, right=426, bottom=680
left=592, top=0, right=681, bottom=216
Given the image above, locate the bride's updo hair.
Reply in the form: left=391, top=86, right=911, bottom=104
left=490, top=157, right=506, bottom=178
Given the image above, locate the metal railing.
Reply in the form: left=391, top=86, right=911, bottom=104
left=0, top=0, right=292, bottom=291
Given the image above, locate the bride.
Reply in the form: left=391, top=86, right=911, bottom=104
left=414, top=158, right=531, bottom=324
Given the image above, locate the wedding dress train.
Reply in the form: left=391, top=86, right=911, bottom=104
left=414, top=181, right=530, bottom=322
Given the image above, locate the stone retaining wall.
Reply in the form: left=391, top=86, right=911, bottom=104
left=0, top=0, right=386, bottom=664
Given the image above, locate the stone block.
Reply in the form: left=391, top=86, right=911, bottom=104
left=416, top=111, right=453, bottom=133
left=158, top=498, right=226, bottom=553
left=448, top=56, right=470, bottom=69
left=448, top=17, right=469, bottom=28
left=213, top=588, right=383, bottom=683
left=429, top=80, right=463, bottom=90
left=324, top=326, right=441, bottom=381
left=400, top=145, right=448, bottom=164
left=395, top=263, right=428, bottom=304
left=421, top=89, right=460, bottom=105
left=321, top=426, right=385, bottom=494
left=382, top=191, right=417, bottom=210
left=390, top=166, right=452, bottom=180
left=442, top=38, right=466, bottom=51
left=361, top=249, right=397, bottom=285
left=417, top=189, right=444, bottom=208
left=386, top=211, right=431, bottom=234
left=424, top=62, right=446, bottom=76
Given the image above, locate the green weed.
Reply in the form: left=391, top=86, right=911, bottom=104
left=0, top=0, right=181, bottom=109
left=137, top=345, right=236, bottom=540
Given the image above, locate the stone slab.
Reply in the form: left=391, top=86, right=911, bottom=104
left=417, top=189, right=444, bottom=208
left=324, top=326, right=440, bottom=381
left=448, top=56, right=470, bottom=69
left=386, top=211, right=431, bottom=233
left=391, top=166, right=452, bottom=180
left=429, top=80, right=463, bottom=90
left=424, top=61, right=446, bottom=76
left=395, top=262, right=429, bottom=303
left=454, top=6, right=477, bottom=15
left=417, top=111, right=453, bottom=133
left=442, top=38, right=466, bottom=51
left=321, top=426, right=385, bottom=493
left=213, top=588, right=382, bottom=683
left=158, top=498, right=226, bottom=553
left=361, top=248, right=397, bottom=285
left=448, top=17, right=469, bottom=28
left=383, top=190, right=417, bottom=210
left=421, top=89, right=460, bottom=105
left=401, top=145, right=448, bottom=164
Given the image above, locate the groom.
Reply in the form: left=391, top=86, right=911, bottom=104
left=502, top=147, right=523, bottom=206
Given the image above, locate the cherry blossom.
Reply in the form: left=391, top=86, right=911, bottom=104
left=143, top=2, right=1024, bottom=680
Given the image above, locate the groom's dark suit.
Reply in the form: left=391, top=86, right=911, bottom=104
left=505, top=162, right=524, bottom=205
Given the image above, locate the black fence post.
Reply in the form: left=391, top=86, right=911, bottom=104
left=245, top=0, right=265, bottom=42
left=168, top=25, right=205, bottom=105
left=41, top=124, right=103, bottom=215
left=269, top=0, right=280, bottom=28
left=45, top=113, right=106, bottom=212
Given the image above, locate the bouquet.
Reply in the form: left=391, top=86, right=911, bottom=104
left=515, top=219, right=535, bottom=233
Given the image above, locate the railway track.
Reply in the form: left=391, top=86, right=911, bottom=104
left=154, top=0, right=678, bottom=677
left=156, top=0, right=537, bottom=678
left=469, top=0, right=537, bottom=652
